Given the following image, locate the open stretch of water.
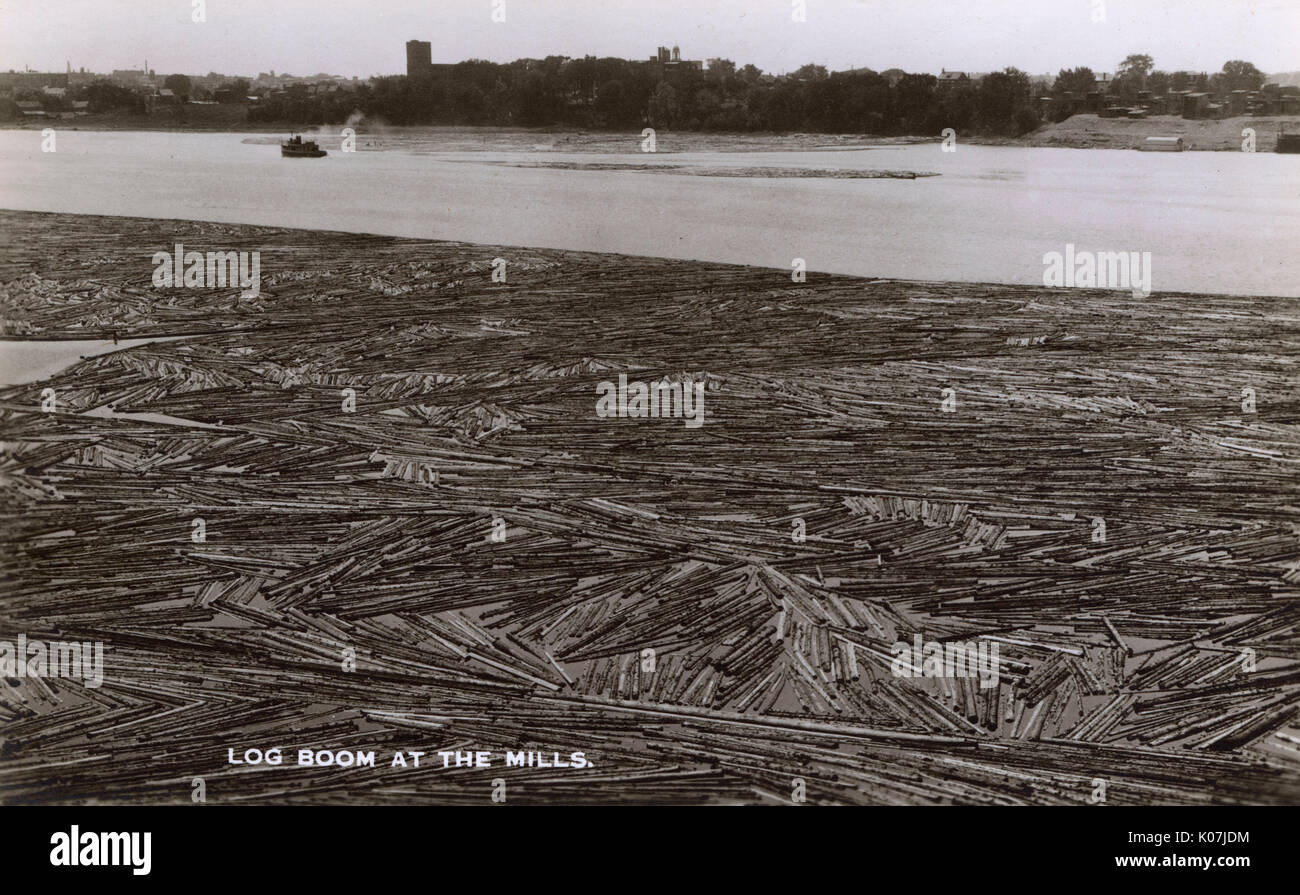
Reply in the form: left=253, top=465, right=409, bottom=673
left=0, top=128, right=1297, bottom=298
left=0, top=336, right=191, bottom=386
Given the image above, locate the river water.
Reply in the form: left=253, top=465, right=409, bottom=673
left=0, top=128, right=1297, bottom=299
left=0, top=336, right=190, bottom=386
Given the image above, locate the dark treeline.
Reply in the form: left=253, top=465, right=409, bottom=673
left=22, top=54, right=1269, bottom=134
left=246, top=58, right=1045, bottom=135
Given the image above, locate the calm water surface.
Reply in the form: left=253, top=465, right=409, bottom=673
left=0, top=128, right=1297, bottom=297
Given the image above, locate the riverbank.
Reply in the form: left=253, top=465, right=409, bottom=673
left=2, top=209, right=1297, bottom=805
left=987, top=113, right=1300, bottom=151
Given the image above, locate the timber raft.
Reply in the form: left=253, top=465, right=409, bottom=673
left=1, top=210, right=1298, bottom=805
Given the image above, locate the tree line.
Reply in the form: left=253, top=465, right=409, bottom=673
left=8, top=53, right=1271, bottom=134
left=245, top=55, right=1270, bottom=134
left=1045, top=55, right=1268, bottom=120
left=246, top=58, right=1046, bottom=135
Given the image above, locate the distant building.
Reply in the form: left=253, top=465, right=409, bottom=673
left=110, top=68, right=154, bottom=87
left=406, top=39, right=433, bottom=79
left=0, top=71, right=69, bottom=93
left=937, top=69, right=970, bottom=87
left=647, top=44, right=702, bottom=76
left=1181, top=92, right=1211, bottom=119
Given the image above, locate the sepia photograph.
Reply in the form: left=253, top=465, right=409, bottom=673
left=0, top=0, right=1296, bottom=867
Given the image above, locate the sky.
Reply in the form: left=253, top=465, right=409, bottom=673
left=1, top=0, right=1296, bottom=79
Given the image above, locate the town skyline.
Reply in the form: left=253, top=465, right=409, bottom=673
left=2, top=0, right=1297, bottom=82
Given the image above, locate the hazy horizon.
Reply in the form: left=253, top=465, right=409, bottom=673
left=1, top=0, right=1297, bottom=80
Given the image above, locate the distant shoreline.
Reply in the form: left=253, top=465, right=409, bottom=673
left=5, top=113, right=1298, bottom=152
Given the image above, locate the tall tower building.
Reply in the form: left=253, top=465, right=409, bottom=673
left=406, top=40, right=433, bottom=79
